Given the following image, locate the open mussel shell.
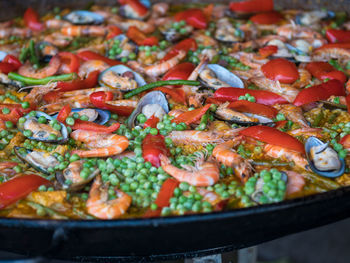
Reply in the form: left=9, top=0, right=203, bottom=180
left=99, top=65, right=147, bottom=92
left=56, top=161, right=99, bottom=191
left=305, top=136, right=345, bottom=178
left=18, top=111, right=68, bottom=144
left=52, top=108, right=110, bottom=125
left=199, top=64, right=244, bottom=90
left=14, top=147, right=59, bottom=174
left=127, top=91, right=169, bottom=128
left=63, top=10, right=105, bottom=25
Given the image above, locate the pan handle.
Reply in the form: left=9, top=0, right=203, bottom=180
left=0, top=227, right=68, bottom=263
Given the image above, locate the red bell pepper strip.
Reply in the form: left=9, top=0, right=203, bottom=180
left=227, top=100, right=277, bottom=119
left=174, top=9, right=207, bottom=29
left=261, top=58, right=299, bottom=84
left=346, top=94, right=350, bottom=114
left=214, top=87, right=288, bottom=106
left=306, top=62, right=346, bottom=84
left=340, top=134, right=350, bottom=150
left=56, top=70, right=99, bottom=92
left=23, top=8, right=44, bottom=31
left=162, top=62, right=195, bottom=81
left=172, top=104, right=211, bottom=125
left=143, top=116, right=159, bottom=128
left=0, top=103, right=32, bottom=115
left=293, top=79, right=345, bottom=106
left=106, top=25, right=122, bottom=40
left=162, top=38, right=197, bottom=62
left=240, top=126, right=305, bottom=154
left=58, top=52, right=80, bottom=74
left=0, top=174, right=50, bottom=209
left=43, top=91, right=61, bottom=104
left=3, top=55, right=22, bottom=69
left=154, top=178, right=179, bottom=208
left=229, top=0, right=274, bottom=13
left=0, top=63, right=17, bottom=74
left=90, top=91, right=134, bottom=116
left=316, top=43, right=350, bottom=50
left=0, top=108, right=22, bottom=124
left=126, top=26, right=158, bottom=46
left=119, top=0, right=148, bottom=16
left=259, top=45, right=278, bottom=58
left=153, top=87, right=186, bottom=104
left=77, top=51, right=121, bottom=66
left=326, top=29, right=350, bottom=44
left=250, top=12, right=283, bottom=25
left=203, top=4, right=214, bottom=21
left=56, top=105, right=71, bottom=123
left=71, top=120, right=120, bottom=133
left=142, top=134, right=169, bottom=168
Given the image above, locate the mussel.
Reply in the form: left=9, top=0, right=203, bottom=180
left=127, top=91, right=169, bottom=128
left=109, top=34, right=138, bottom=60
left=52, top=108, right=110, bottom=125
left=35, top=41, right=59, bottom=63
left=56, top=160, right=99, bottom=191
left=63, top=10, right=105, bottom=25
left=305, top=136, right=345, bottom=178
left=159, top=23, right=193, bottom=42
left=99, top=65, right=146, bottom=92
left=14, top=147, right=59, bottom=174
left=119, top=0, right=150, bottom=20
left=215, top=18, right=244, bottom=43
left=295, top=10, right=335, bottom=26
left=18, top=111, right=68, bottom=144
left=199, top=64, right=244, bottom=90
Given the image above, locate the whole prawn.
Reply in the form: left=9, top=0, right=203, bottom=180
left=18, top=55, right=61, bottom=78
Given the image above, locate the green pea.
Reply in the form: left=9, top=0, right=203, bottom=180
left=339, top=149, right=348, bottom=159
left=161, top=207, right=171, bottom=216
left=53, top=123, right=62, bottom=131
left=23, top=129, right=33, bottom=137
left=47, top=134, right=57, bottom=141
left=69, top=153, right=80, bottom=163
left=2, top=107, right=10, bottom=114
left=5, top=121, right=13, bottom=129
left=150, top=128, right=158, bottom=135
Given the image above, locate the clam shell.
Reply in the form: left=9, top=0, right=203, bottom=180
left=127, top=91, right=169, bottom=128
left=63, top=10, right=104, bottom=25
left=305, top=136, right=345, bottom=178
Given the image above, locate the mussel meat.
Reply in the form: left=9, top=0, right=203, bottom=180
left=199, top=64, right=244, bottom=90
left=215, top=18, right=244, bottom=43
left=14, top=147, right=59, bottom=174
left=99, top=65, right=146, bottom=92
left=56, top=160, right=99, bottom=191
left=18, top=111, right=68, bottom=143
left=63, top=10, right=105, bottom=25
left=305, top=136, right=345, bottom=178
left=127, top=91, right=169, bottom=128
left=53, top=108, right=110, bottom=125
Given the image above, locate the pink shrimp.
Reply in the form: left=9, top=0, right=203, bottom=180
left=87, top=175, right=132, bottom=219
left=273, top=104, right=310, bottom=127
left=230, top=52, right=268, bottom=69
left=292, top=68, right=312, bottom=89
left=71, top=130, right=129, bottom=158
left=213, top=136, right=253, bottom=182
left=44, top=32, right=73, bottom=48
left=288, top=128, right=323, bottom=138
left=0, top=28, right=31, bottom=38
left=312, top=48, right=350, bottom=66
left=277, top=24, right=323, bottom=39
left=196, top=188, right=222, bottom=206
left=166, top=130, right=224, bottom=146
left=284, top=171, right=305, bottom=196
left=18, top=55, right=61, bottom=78
left=78, top=60, right=110, bottom=78
left=264, top=144, right=308, bottom=170
left=45, top=19, right=71, bottom=29
left=61, top=26, right=108, bottom=37
left=159, top=154, right=220, bottom=186
left=144, top=50, right=186, bottom=77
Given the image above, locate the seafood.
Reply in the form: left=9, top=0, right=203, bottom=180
left=63, top=10, right=105, bottom=25
left=18, top=56, right=61, bottom=78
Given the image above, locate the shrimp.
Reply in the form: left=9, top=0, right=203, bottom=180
left=18, top=55, right=61, bottom=78
left=61, top=26, right=108, bottom=37
left=45, top=19, right=71, bottom=29
left=151, top=2, right=169, bottom=17
left=167, top=130, right=224, bottom=146
left=276, top=24, right=323, bottom=40
left=192, top=31, right=218, bottom=47
left=312, top=48, right=350, bottom=67
left=292, top=68, right=312, bottom=89
left=250, top=77, right=299, bottom=102
left=24, top=82, right=57, bottom=104
left=196, top=188, right=222, bottom=205
left=71, top=130, right=129, bottom=158
left=159, top=153, right=220, bottom=186
left=78, top=60, right=110, bottom=78
left=40, top=97, right=92, bottom=114
left=230, top=52, right=268, bottom=69
left=168, top=109, right=186, bottom=118
left=264, top=144, right=308, bottom=170
left=144, top=50, right=186, bottom=77
left=284, top=171, right=305, bottom=196
left=44, top=32, right=73, bottom=48
left=0, top=28, right=31, bottom=38
left=273, top=104, right=309, bottom=127
left=288, top=128, right=323, bottom=138
left=109, top=17, right=155, bottom=34
left=213, top=137, right=253, bottom=182
left=87, top=175, right=132, bottom=219
left=105, top=100, right=137, bottom=107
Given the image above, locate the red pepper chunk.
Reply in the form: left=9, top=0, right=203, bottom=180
left=250, top=12, right=283, bottom=25
left=0, top=103, right=33, bottom=115
left=106, top=25, right=122, bottom=40
left=56, top=105, right=71, bottom=123
left=174, top=9, right=207, bottom=29
left=119, top=0, right=148, bottom=16
left=0, top=174, right=50, bottom=209
left=0, top=108, right=22, bottom=124
left=162, top=38, right=197, bottom=62
left=153, top=87, right=186, bottom=103
left=142, top=134, right=169, bottom=168
left=162, top=62, right=195, bottom=81
left=143, top=116, right=159, bottom=128
left=340, top=134, right=350, bottom=150
left=58, top=52, right=80, bottom=74
left=293, top=79, right=345, bottom=106
left=126, top=26, right=158, bottom=46
left=346, top=94, right=350, bottom=114
left=71, top=120, right=120, bottom=133
left=259, top=45, right=278, bottom=58
left=240, top=126, right=305, bottom=154
left=214, top=87, right=288, bottom=106
left=227, top=100, right=277, bottom=119
left=77, top=51, right=121, bottom=66
left=326, top=29, right=350, bottom=44
left=316, top=43, right=350, bottom=50
left=155, top=178, right=179, bottom=208
left=261, top=58, right=299, bottom=84
left=3, top=55, right=22, bottom=69
left=23, top=8, right=44, bottom=31
left=90, top=91, right=134, bottom=116
left=230, top=0, right=274, bottom=13
left=172, top=104, right=211, bottom=125
left=306, top=62, right=346, bottom=84
left=56, top=70, right=99, bottom=92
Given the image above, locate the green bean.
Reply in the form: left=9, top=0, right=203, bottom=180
left=195, top=111, right=209, bottom=131
left=312, top=109, right=324, bottom=127
left=26, top=201, right=68, bottom=219
left=28, top=40, right=39, bottom=67
left=8, top=72, right=76, bottom=86
left=124, top=80, right=200, bottom=99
